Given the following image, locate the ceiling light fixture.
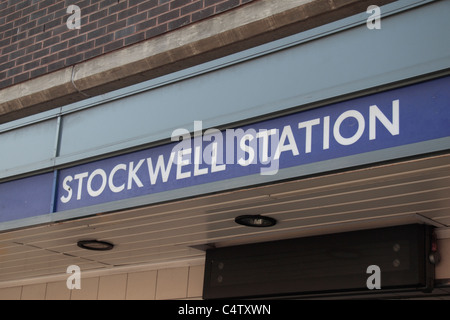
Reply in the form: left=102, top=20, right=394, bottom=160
left=77, top=239, right=114, bottom=251
left=234, top=215, right=277, bottom=228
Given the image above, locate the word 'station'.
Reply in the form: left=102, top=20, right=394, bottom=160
left=58, top=100, right=400, bottom=206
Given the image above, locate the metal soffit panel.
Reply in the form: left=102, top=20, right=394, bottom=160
left=0, top=153, right=449, bottom=283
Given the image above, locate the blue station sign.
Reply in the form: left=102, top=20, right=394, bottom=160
left=55, top=76, right=450, bottom=212
left=1, top=75, right=449, bottom=227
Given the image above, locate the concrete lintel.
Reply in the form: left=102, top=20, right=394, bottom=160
left=0, top=0, right=395, bottom=124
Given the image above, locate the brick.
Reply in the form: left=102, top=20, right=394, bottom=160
left=103, top=39, right=124, bottom=53
left=84, top=3, right=100, bottom=15
left=13, top=72, right=30, bottom=84
left=33, top=48, right=50, bottom=59
left=136, top=18, right=156, bottom=32
left=30, top=66, right=48, bottom=77
left=15, top=1, right=33, bottom=11
left=108, top=1, right=128, bottom=15
left=95, top=33, right=114, bottom=46
left=98, top=14, right=117, bottom=27
left=47, top=59, right=65, bottom=72
left=13, top=16, right=31, bottom=28
left=191, top=7, right=214, bottom=22
left=11, top=31, right=27, bottom=43
left=24, top=60, right=40, bottom=71
left=124, top=31, right=145, bottom=46
left=41, top=52, right=59, bottom=65
left=0, top=61, right=15, bottom=72
left=44, top=17, right=62, bottom=30
left=47, top=2, right=65, bottom=14
left=204, top=0, right=223, bottom=6
left=126, top=12, right=147, bottom=26
left=17, top=53, right=34, bottom=66
left=216, top=0, right=240, bottom=14
left=181, top=1, right=203, bottom=15
left=65, top=53, right=84, bottom=65
left=68, top=34, right=87, bottom=46
left=0, top=78, right=13, bottom=89
left=0, top=55, right=9, bottom=65
left=99, top=0, right=117, bottom=10
left=7, top=11, right=23, bottom=23
left=37, top=13, right=54, bottom=26
left=88, top=27, right=107, bottom=40
left=158, top=9, right=179, bottom=24
left=148, top=3, right=170, bottom=18
left=145, top=24, right=167, bottom=38
left=89, top=8, right=108, bottom=22
left=7, top=65, right=23, bottom=77
left=106, top=20, right=126, bottom=33
left=0, top=0, right=254, bottom=88
left=27, top=25, right=44, bottom=37
left=53, top=7, right=67, bottom=19
left=0, top=21, right=13, bottom=33
left=20, top=20, right=37, bottom=32
left=168, top=15, right=190, bottom=31
left=115, top=25, right=136, bottom=39
left=118, top=7, right=137, bottom=20
left=39, top=0, right=57, bottom=10
left=82, top=21, right=99, bottom=33
left=137, top=0, right=158, bottom=11
left=30, top=8, right=47, bottom=20
left=0, top=37, right=11, bottom=48
left=2, top=43, right=18, bottom=54
left=43, top=36, right=61, bottom=47
left=170, top=0, right=193, bottom=10
left=50, top=41, right=68, bottom=53
left=35, top=30, right=53, bottom=42
left=25, top=43, right=43, bottom=55
left=57, top=46, right=77, bottom=59
left=84, top=46, right=103, bottom=60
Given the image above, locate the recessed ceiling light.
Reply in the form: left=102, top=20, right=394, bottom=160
left=234, top=215, right=277, bottom=228
left=77, top=239, right=114, bottom=251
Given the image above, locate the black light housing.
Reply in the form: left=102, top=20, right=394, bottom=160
left=234, top=215, right=277, bottom=228
left=77, top=239, right=114, bottom=251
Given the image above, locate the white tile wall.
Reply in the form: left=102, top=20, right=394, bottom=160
left=0, top=264, right=204, bottom=300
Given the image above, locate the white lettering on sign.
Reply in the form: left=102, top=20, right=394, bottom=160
left=59, top=100, right=400, bottom=204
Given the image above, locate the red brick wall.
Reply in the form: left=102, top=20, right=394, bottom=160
left=0, top=0, right=256, bottom=90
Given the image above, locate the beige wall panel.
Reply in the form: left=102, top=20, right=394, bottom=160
left=156, top=267, right=189, bottom=300
left=0, top=263, right=204, bottom=300
left=188, top=265, right=205, bottom=299
left=126, top=270, right=157, bottom=300
left=21, top=283, right=46, bottom=300
left=0, top=287, right=22, bottom=300
left=45, top=281, right=71, bottom=300
left=98, top=274, right=128, bottom=300
left=70, top=277, right=99, bottom=300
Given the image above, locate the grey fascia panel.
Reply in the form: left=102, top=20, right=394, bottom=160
left=1, top=0, right=448, bottom=180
